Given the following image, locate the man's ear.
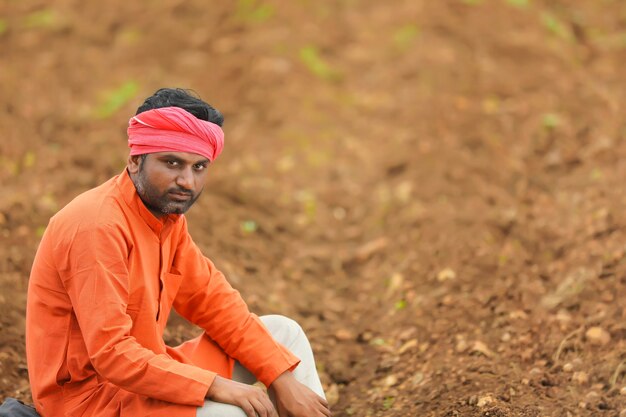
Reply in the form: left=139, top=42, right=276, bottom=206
left=127, top=154, right=143, bottom=174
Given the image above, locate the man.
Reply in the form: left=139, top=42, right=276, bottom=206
left=26, top=88, right=331, bottom=417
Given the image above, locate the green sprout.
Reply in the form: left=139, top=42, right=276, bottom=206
left=299, top=46, right=339, bottom=81
left=541, top=12, right=571, bottom=41
left=240, top=220, right=258, bottom=233
left=590, top=168, right=603, bottom=181
left=504, top=0, right=529, bottom=8
left=393, top=24, right=420, bottom=50
left=382, top=396, right=395, bottom=410
left=23, top=9, right=57, bottom=29
left=236, top=0, right=274, bottom=23
left=370, top=337, right=386, bottom=346
left=23, top=151, right=36, bottom=169
left=36, top=226, right=47, bottom=238
left=542, top=113, right=560, bottom=130
left=95, top=81, right=139, bottom=119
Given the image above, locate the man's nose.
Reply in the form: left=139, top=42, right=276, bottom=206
left=176, top=167, right=194, bottom=190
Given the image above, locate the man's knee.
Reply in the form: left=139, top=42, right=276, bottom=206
left=260, top=315, right=304, bottom=346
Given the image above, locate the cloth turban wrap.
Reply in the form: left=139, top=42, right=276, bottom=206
left=127, top=106, right=224, bottom=162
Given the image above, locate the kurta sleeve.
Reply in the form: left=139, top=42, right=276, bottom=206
left=172, top=218, right=300, bottom=387
left=59, top=222, right=214, bottom=406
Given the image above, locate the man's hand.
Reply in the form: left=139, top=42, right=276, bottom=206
left=206, top=375, right=277, bottom=417
left=270, top=371, right=332, bottom=417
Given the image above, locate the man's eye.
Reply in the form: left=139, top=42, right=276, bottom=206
left=167, top=160, right=178, bottom=166
left=194, top=164, right=207, bottom=171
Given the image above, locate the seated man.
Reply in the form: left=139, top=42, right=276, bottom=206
left=26, top=88, right=331, bottom=417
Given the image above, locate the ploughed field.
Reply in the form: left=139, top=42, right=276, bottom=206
left=1, top=1, right=626, bottom=415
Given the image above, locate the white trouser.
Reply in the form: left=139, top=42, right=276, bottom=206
left=196, top=315, right=325, bottom=417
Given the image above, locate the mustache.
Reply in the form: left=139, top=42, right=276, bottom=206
left=168, top=187, right=193, bottom=195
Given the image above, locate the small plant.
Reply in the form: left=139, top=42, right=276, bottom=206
left=23, top=151, right=36, bottom=169
left=504, top=0, right=529, bottom=8
left=541, top=12, right=571, bottom=41
left=393, top=24, right=420, bottom=50
left=299, top=46, right=339, bottom=81
left=95, top=81, right=139, bottom=119
left=236, top=0, right=274, bottom=23
left=240, top=220, right=258, bottom=233
left=370, top=337, right=386, bottom=346
left=541, top=113, right=560, bottom=130
left=382, top=396, right=395, bottom=410
left=23, top=9, right=57, bottom=29
left=590, top=167, right=603, bottom=181
left=36, top=226, right=47, bottom=238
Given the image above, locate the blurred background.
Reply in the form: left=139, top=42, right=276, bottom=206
left=2, top=0, right=626, bottom=415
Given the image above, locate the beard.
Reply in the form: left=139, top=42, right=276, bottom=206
left=134, top=168, right=201, bottom=215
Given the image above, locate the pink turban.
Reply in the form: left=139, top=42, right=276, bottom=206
left=127, top=106, right=224, bottom=161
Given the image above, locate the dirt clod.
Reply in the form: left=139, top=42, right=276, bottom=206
left=585, top=327, right=611, bottom=346
left=572, top=372, right=590, bottom=386
left=476, top=394, right=495, bottom=408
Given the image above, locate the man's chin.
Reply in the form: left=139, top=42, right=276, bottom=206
left=161, top=206, right=187, bottom=215
left=156, top=192, right=200, bottom=215
left=161, top=201, right=194, bottom=215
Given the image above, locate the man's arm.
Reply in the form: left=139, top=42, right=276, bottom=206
left=171, top=219, right=300, bottom=388
left=61, top=223, right=215, bottom=406
left=171, top=219, right=325, bottom=415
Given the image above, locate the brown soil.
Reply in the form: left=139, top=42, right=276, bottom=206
left=2, top=1, right=626, bottom=415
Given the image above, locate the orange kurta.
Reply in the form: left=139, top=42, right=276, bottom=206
left=26, top=171, right=299, bottom=417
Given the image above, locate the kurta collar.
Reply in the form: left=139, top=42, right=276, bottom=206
left=116, top=169, right=181, bottom=235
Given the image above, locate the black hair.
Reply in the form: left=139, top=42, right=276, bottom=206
left=135, top=88, right=224, bottom=126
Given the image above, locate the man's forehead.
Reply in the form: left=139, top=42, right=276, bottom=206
left=150, top=151, right=210, bottom=163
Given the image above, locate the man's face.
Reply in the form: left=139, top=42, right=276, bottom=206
left=128, top=152, right=210, bottom=217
